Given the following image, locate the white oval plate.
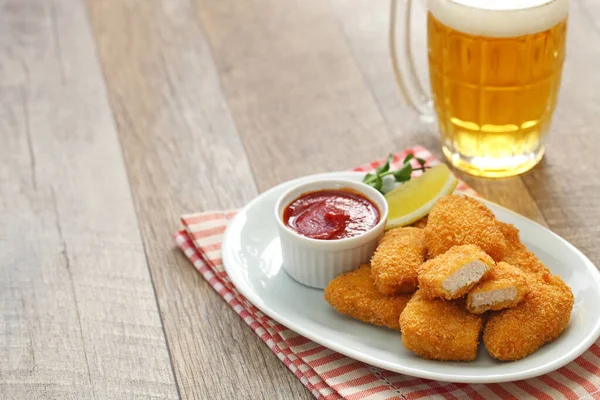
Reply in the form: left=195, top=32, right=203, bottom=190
left=222, top=171, right=600, bottom=383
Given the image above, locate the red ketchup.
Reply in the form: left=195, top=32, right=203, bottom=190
left=283, top=189, right=380, bottom=240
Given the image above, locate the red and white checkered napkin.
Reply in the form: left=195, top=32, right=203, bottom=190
left=174, top=146, right=600, bottom=400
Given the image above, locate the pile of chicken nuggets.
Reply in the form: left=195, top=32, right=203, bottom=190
left=324, top=194, right=574, bottom=362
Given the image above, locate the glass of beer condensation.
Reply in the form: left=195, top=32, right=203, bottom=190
left=390, top=0, right=568, bottom=177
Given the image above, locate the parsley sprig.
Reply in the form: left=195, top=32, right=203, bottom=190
left=363, top=153, right=428, bottom=193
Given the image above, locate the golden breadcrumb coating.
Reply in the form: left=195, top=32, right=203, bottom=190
left=370, top=227, right=427, bottom=295
left=498, top=222, right=550, bottom=276
left=466, top=261, right=529, bottom=314
left=324, top=264, right=412, bottom=331
left=425, top=195, right=507, bottom=261
left=497, top=221, right=520, bottom=244
left=399, top=290, right=483, bottom=361
left=483, top=274, right=574, bottom=360
left=411, top=216, right=428, bottom=229
left=418, top=244, right=495, bottom=300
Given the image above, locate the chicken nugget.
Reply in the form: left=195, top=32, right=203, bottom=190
left=467, top=261, right=528, bottom=314
left=418, top=244, right=495, bottom=300
left=483, top=274, right=574, bottom=360
left=324, top=264, right=411, bottom=331
left=411, top=216, right=428, bottom=229
left=498, top=222, right=550, bottom=276
left=370, top=227, right=427, bottom=295
left=425, top=195, right=507, bottom=261
left=399, top=290, right=483, bottom=361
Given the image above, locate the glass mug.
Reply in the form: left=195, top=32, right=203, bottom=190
left=390, top=0, right=568, bottom=177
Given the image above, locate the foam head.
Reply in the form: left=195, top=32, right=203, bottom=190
left=427, top=0, right=569, bottom=37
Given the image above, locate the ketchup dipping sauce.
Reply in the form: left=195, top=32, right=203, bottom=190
left=282, top=189, right=380, bottom=240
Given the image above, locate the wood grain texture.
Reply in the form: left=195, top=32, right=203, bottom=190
left=0, top=0, right=177, bottom=398
left=194, top=0, right=399, bottom=190
left=329, top=0, right=437, bottom=151
left=86, top=0, right=312, bottom=398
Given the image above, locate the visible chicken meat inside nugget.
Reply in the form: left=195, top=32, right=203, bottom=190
left=370, top=227, right=427, bottom=295
left=418, top=244, right=495, bottom=300
left=324, top=264, right=412, bottom=331
left=400, top=290, right=483, bottom=361
left=483, top=274, right=574, bottom=360
left=498, top=222, right=550, bottom=276
left=425, top=195, right=507, bottom=261
left=467, top=261, right=528, bottom=314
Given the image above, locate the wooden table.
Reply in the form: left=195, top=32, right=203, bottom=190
left=1, top=0, right=598, bottom=398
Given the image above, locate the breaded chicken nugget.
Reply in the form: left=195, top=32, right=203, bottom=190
left=411, top=216, right=428, bottom=229
left=467, top=261, right=528, bottom=314
left=324, top=264, right=412, bottom=331
left=498, top=222, right=550, bottom=276
left=484, top=274, right=574, bottom=360
left=370, top=227, right=427, bottom=295
left=400, top=290, right=483, bottom=361
left=425, top=195, right=507, bottom=261
left=418, top=244, right=495, bottom=300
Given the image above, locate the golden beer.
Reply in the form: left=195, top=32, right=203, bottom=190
left=427, top=0, right=568, bottom=177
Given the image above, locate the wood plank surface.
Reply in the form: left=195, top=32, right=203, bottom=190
left=86, top=1, right=312, bottom=399
left=194, top=0, right=398, bottom=190
left=0, top=0, right=177, bottom=398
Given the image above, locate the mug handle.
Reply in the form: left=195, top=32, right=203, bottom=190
left=390, top=0, right=435, bottom=122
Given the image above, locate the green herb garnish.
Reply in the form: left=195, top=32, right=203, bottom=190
left=362, top=153, right=428, bottom=193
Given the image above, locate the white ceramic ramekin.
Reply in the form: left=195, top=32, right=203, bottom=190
left=274, top=179, right=388, bottom=289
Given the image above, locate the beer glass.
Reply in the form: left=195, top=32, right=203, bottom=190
left=391, top=0, right=568, bottom=177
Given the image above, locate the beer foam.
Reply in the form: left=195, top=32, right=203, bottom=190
left=427, top=0, right=569, bottom=37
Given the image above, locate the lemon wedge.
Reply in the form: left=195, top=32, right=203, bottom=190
left=384, top=164, right=458, bottom=229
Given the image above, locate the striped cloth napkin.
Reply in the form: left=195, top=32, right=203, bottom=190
left=174, top=146, right=600, bottom=400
